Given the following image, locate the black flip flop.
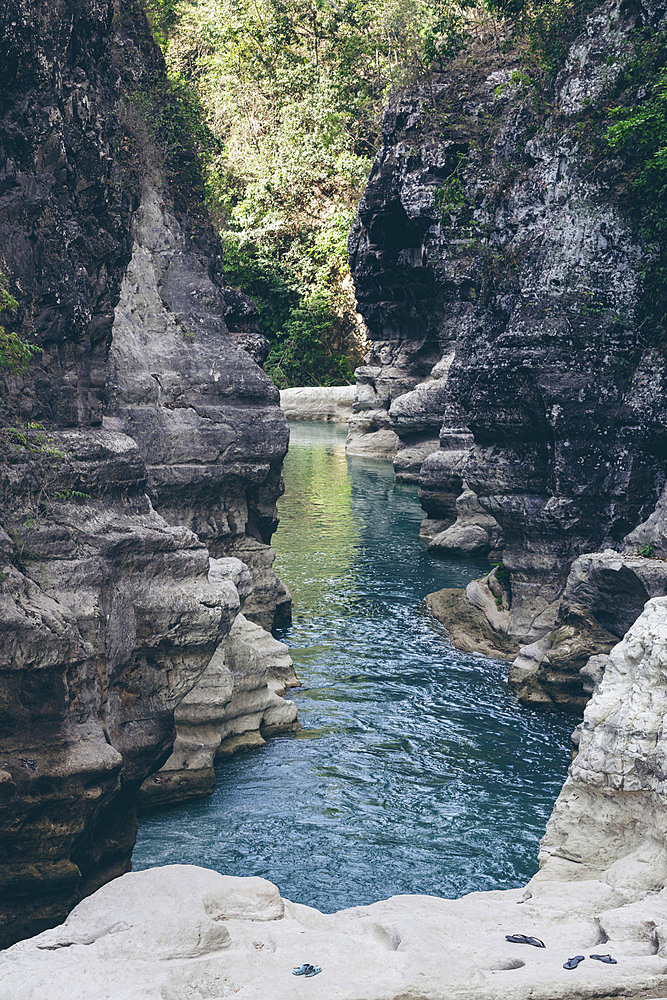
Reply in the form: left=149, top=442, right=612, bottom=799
left=563, top=955, right=585, bottom=970
left=505, top=934, right=546, bottom=948
left=590, top=954, right=617, bottom=964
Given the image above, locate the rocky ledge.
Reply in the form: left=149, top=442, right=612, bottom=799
left=4, top=598, right=667, bottom=999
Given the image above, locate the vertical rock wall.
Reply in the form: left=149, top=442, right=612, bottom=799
left=349, top=0, right=667, bottom=696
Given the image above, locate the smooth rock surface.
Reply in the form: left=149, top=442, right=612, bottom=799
left=280, top=385, right=356, bottom=423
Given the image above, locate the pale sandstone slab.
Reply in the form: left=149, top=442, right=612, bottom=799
left=280, top=386, right=356, bottom=423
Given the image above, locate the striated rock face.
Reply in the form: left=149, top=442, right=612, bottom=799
left=140, top=561, right=299, bottom=809
left=510, top=547, right=667, bottom=707
left=4, top=600, right=667, bottom=999
left=0, top=0, right=134, bottom=428
left=106, top=185, right=291, bottom=631
left=539, top=597, right=667, bottom=889
left=0, top=0, right=295, bottom=947
left=350, top=0, right=667, bottom=696
left=0, top=429, right=235, bottom=946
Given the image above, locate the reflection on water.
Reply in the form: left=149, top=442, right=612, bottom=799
left=133, top=421, right=574, bottom=911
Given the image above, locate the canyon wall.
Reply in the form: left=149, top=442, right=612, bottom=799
left=0, top=0, right=295, bottom=947
left=349, top=0, right=667, bottom=702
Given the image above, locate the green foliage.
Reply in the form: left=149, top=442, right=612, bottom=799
left=144, top=0, right=179, bottom=47
left=266, top=292, right=356, bottom=389
left=0, top=278, right=40, bottom=374
left=145, top=0, right=471, bottom=385
left=3, top=422, right=67, bottom=460
left=433, top=151, right=468, bottom=218
left=606, top=63, right=667, bottom=345
left=52, top=490, right=91, bottom=502
left=492, top=560, right=511, bottom=601
left=119, top=74, right=220, bottom=202
left=640, top=543, right=656, bottom=558
left=483, top=0, right=597, bottom=77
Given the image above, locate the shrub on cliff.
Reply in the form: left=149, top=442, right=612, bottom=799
left=0, top=278, right=40, bottom=376
left=606, top=64, right=667, bottom=346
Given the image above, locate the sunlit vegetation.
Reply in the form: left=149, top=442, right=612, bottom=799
left=144, top=0, right=471, bottom=386
left=142, top=0, right=666, bottom=377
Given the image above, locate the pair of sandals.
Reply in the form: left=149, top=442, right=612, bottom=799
left=505, top=935, right=617, bottom=969
left=292, top=963, right=322, bottom=978
left=564, top=954, right=617, bottom=969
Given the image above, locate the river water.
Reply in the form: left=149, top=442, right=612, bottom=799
left=133, top=421, right=574, bottom=911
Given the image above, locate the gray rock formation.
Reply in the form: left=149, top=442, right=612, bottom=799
left=539, top=597, right=667, bottom=890
left=5, top=599, right=667, bottom=999
left=428, top=488, right=502, bottom=558
left=140, top=560, right=299, bottom=809
left=279, top=385, right=356, bottom=423
left=0, top=428, right=235, bottom=946
left=349, top=0, right=667, bottom=697
left=0, top=0, right=295, bottom=946
left=509, top=545, right=667, bottom=707
left=106, top=185, right=291, bottom=631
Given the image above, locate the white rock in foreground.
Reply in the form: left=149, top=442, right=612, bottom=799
left=280, top=385, right=356, bottom=423
left=4, top=599, right=667, bottom=1000
left=3, top=864, right=667, bottom=1000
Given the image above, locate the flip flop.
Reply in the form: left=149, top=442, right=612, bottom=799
left=590, top=954, right=617, bottom=964
left=305, top=965, right=322, bottom=978
left=292, top=964, right=309, bottom=976
left=505, top=934, right=546, bottom=948
left=563, top=956, right=585, bottom=970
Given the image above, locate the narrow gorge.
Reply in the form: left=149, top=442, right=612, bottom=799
left=1, top=0, right=666, bottom=997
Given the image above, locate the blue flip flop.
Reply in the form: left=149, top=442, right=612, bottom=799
left=563, top=955, right=585, bottom=970
left=505, top=934, right=545, bottom=948
left=305, top=965, right=322, bottom=978
left=590, top=954, right=617, bottom=964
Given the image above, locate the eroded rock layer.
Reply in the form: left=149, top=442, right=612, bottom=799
left=349, top=0, right=667, bottom=695
left=0, top=0, right=294, bottom=946
left=106, top=185, right=291, bottom=631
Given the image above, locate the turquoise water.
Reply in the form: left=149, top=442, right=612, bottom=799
left=133, top=421, right=574, bottom=911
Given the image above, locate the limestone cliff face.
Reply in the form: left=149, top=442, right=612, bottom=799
left=539, top=597, right=667, bottom=891
left=349, top=0, right=667, bottom=689
left=0, top=0, right=294, bottom=947
left=106, top=186, right=291, bottom=631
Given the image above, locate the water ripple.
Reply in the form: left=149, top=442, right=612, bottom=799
left=133, top=421, right=575, bottom=911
